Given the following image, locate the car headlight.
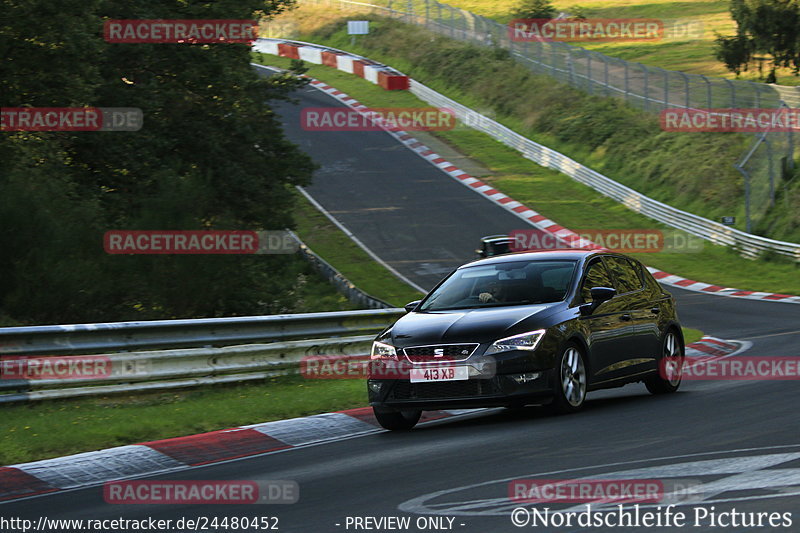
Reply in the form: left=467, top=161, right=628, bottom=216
left=370, top=341, right=397, bottom=360
left=484, top=329, right=546, bottom=355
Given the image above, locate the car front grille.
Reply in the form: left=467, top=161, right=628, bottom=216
left=401, top=343, right=479, bottom=363
left=390, top=378, right=500, bottom=400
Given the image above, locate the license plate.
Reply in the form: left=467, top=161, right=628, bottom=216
left=410, top=366, right=469, bottom=383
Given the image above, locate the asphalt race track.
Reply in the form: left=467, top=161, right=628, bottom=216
left=2, top=75, right=799, bottom=533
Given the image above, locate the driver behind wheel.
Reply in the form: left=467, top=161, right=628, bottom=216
left=479, top=281, right=505, bottom=303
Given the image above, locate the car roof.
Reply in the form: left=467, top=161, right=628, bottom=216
left=480, top=235, right=511, bottom=243
left=460, top=249, right=604, bottom=268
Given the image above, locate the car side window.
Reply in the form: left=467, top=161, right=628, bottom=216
left=581, top=259, right=613, bottom=302
left=605, top=256, right=643, bottom=294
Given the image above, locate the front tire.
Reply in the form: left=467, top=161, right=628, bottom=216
left=548, top=342, right=587, bottom=414
left=645, top=330, right=684, bottom=394
left=373, top=407, right=421, bottom=431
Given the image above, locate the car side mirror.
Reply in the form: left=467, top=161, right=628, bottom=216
left=404, top=300, right=422, bottom=313
left=579, top=286, right=616, bottom=315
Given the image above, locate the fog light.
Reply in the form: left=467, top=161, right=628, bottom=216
left=511, top=372, right=540, bottom=384
left=368, top=380, right=382, bottom=393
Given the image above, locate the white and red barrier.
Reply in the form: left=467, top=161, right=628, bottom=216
left=255, top=38, right=409, bottom=91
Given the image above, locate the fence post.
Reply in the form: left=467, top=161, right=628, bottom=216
left=724, top=78, right=735, bottom=107
left=703, top=75, right=712, bottom=108
left=643, top=64, right=649, bottom=112
left=604, top=56, right=609, bottom=97
left=567, top=48, right=576, bottom=86
left=679, top=71, right=689, bottom=109
left=786, top=102, right=796, bottom=172
left=587, top=52, right=593, bottom=94
left=663, top=68, right=669, bottom=110
left=624, top=60, right=630, bottom=104
left=735, top=163, right=752, bottom=234
left=767, top=136, right=775, bottom=207
left=754, top=82, right=761, bottom=109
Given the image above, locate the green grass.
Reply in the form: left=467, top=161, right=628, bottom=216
left=294, top=195, right=424, bottom=306
left=272, top=16, right=800, bottom=243
left=682, top=327, right=703, bottom=345
left=0, top=376, right=367, bottom=465
left=255, top=52, right=800, bottom=295
left=443, top=0, right=799, bottom=85
left=291, top=255, right=364, bottom=312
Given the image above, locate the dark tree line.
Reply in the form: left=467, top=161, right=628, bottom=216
left=0, top=0, right=316, bottom=325
left=715, top=0, right=800, bottom=81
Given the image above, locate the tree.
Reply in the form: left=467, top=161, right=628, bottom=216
left=715, top=33, right=754, bottom=76
left=0, top=0, right=317, bottom=324
left=512, top=0, right=558, bottom=20
left=715, top=0, right=800, bottom=80
left=568, top=6, right=589, bottom=20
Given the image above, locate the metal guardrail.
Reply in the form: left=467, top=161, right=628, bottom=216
left=0, top=336, right=377, bottom=403
left=0, top=309, right=404, bottom=356
left=0, top=310, right=404, bottom=402
left=256, top=37, right=800, bottom=260
left=407, top=80, right=800, bottom=260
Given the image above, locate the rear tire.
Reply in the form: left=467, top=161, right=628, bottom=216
left=548, top=342, right=587, bottom=414
left=645, top=330, right=684, bottom=394
left=373, top=407, right=421, bottom=431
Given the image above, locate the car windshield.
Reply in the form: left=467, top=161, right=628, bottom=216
left=419, top=260, right=577, bottom=311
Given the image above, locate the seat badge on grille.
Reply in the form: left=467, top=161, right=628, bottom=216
left=434, top=348, right=445, bottom=357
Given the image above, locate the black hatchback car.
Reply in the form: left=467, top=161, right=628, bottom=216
left=368, top=250, right=684, bottom=430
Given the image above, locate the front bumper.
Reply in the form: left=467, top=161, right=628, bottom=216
left=368, top=370, right=555, bottom=410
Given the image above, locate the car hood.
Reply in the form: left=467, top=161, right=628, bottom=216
left=387, top=303, right=562, bottom=347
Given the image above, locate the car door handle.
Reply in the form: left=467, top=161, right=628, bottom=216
left=620, top=314, right=632, bottom=321
left=650, top=307, right=660, bottom=314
